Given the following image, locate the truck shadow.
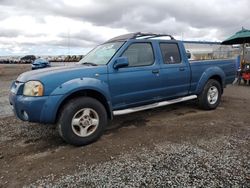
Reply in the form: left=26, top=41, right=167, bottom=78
left=105, top=100, right=199, bottom=133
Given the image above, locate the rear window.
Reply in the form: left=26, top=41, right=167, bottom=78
left=160, top=43, right=181, bottom=64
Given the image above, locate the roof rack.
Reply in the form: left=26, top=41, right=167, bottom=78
left=106, top=32, right=175, bottom=43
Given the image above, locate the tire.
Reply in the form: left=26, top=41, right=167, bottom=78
left=198, top=79, right=222, bottom=110
left=243, top=79, right=247, bottom=85
left=58, top=97, right=107, bottom=146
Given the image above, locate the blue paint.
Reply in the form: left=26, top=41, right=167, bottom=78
left=236, top=55, right=241, bottom=70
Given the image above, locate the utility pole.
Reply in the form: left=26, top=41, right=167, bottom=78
left=67, top=28, right=71, bottom=66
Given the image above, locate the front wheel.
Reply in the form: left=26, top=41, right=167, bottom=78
left=198, top=79, right=222, bottom=110
left=58, top=97, right=107, bottom=146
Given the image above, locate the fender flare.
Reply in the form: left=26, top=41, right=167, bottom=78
left=195, top=66, right=225, bottom=94
left=43, top=78, right=113, bottom=122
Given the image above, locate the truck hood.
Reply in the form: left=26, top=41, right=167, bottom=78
left=17, top=65, right=106, bottom=82
left=17, top=65, right=108, bottom=95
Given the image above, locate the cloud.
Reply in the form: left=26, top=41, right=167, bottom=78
left=0, top=29, right=22, bottom=38
left=0, top=0, right=249, bottom=55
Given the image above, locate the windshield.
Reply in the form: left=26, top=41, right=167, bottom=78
left=79, top=42, right=124, bottom=65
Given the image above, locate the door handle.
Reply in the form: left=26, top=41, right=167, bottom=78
left=179, top=67, right=185, bottom=71
left=152, top=70, right=159, bottom=74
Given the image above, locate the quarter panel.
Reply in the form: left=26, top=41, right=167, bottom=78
left=189, top=59, right=235, bottom=94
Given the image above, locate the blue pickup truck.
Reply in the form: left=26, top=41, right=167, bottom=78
left=9, top=33, right=235, bottom=146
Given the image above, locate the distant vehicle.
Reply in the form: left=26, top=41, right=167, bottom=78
left=31, top=58, right=51, bottom=70
left=10, top=32, right=236, bottom=146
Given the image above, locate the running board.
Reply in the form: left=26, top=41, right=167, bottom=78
left=113, top=95, right=197, bottom=116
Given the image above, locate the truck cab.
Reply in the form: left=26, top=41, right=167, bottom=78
left=107, top=38, right=191, bottom=110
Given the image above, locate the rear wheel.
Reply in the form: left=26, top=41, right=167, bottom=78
left=198, top=79, right=222, bottom=110
left=58, top=97, right=107, bottom=146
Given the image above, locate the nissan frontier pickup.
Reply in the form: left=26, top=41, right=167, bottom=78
left=9, top=33, right=235, bottom=145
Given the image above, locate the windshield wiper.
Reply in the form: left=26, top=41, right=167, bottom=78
left=81, top=62, right=98, bottom=66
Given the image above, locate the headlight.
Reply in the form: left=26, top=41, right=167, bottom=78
left=23, top=81, right=44, bottom=96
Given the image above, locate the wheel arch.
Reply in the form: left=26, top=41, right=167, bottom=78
left=56, top=89, right=113, bottom=123
left=209, top=75, right=223, bottom=93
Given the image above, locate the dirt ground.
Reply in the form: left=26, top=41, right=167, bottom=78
left=0, top=64, right=249, bottom=187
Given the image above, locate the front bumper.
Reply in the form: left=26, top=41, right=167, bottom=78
left=9, top=92, right=62, bottom=124
left=31, top=65, right=44, bottom=70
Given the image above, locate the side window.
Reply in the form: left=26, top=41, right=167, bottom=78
left=122, top=43, right=154, bottom=67
left=160, top=43, right=181, bottom=64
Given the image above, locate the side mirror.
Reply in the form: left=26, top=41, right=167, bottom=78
left=186, top=50, right=191, bottom=59
left=113, top=57, right=129, bottom=69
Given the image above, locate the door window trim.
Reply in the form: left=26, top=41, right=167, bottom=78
left=159, top=42, right=182, bottom=64
left=120, top=42, right=155, bottom=68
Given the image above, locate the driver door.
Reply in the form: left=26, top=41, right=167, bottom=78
left=108, top=42, right=162, bottom=110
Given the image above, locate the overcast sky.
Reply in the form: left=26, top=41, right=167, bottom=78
left=0, top=0, right=249, bottom=56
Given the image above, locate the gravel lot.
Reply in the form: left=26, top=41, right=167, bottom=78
left=0, top=64, right=249, bottom=187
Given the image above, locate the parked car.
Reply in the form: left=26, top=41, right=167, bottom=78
left=9, top=32, right=235, bottom=146
left=31, top=58, right=51, bottom=70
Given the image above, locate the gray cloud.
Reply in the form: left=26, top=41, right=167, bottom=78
left=18, top=35, right=96, bottom=48
left=58, top=31, right=105, bottom=44
left=2, top=0, right=250, bottom=36
left=0, top=0, right=250, bottom=55
left=39, top=0, right=250, bottom=37
left=0, top=29, right=22, bottom=38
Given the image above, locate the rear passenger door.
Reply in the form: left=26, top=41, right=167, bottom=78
left=159, top=42, right=190, bottom=98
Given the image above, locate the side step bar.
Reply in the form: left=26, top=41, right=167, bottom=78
left=113, top=95, right=197, bottom=116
